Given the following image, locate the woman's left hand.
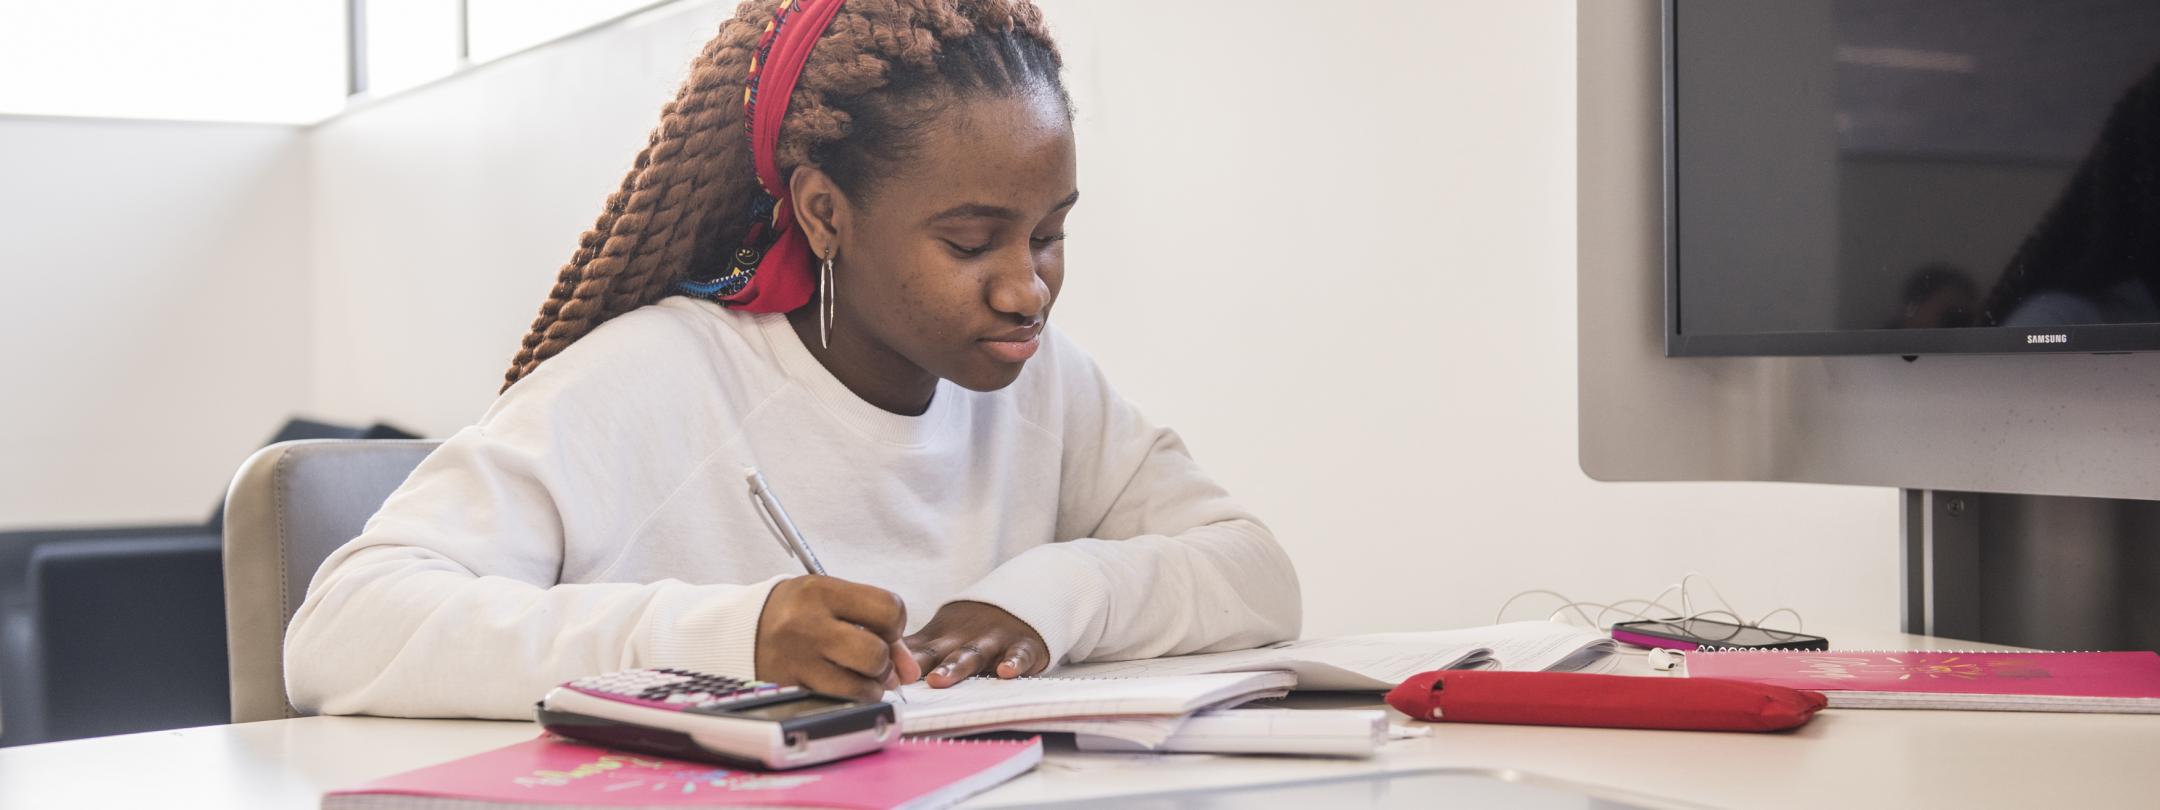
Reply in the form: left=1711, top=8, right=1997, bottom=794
left=902, top=601, right=1050, bottom=687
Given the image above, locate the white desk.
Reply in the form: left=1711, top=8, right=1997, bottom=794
left=3, top=631, right=2156, bottom=809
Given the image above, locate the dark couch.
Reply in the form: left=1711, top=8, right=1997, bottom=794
left=0, top=418, right=416, bottom=746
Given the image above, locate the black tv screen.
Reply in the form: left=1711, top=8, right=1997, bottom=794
left=1666, top=0, right=2160, bottom=356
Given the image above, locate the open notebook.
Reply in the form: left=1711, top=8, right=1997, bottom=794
left=893, top=670, right=1295, bottom=738
left=1047, top=621, right=1619, bottom=690
left=886, top=623, right=1615, bottom=746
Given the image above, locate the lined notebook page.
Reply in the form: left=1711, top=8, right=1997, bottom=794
left=894, top=671, right=1296, bottom=734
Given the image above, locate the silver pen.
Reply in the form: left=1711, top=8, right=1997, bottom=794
left=746, top=467, right=826, bottom=575
left=744, top=467, right=908, bottom=703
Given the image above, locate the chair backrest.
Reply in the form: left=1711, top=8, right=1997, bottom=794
left=222, top=439, right=440, bottom=723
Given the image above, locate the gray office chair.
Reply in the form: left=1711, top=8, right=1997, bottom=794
left=222, top=439, right=440, bottom=723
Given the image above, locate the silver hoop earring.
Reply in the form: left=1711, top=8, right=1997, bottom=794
left=818, top=250, right=837, bottom=350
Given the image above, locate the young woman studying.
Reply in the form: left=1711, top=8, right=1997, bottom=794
left=283, top=0, right=1301, bottom=719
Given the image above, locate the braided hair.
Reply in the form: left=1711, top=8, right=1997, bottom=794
left=501, top=0, right=1068, bottom=392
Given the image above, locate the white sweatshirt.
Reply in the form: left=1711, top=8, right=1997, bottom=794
left=283, top=297, right=1302, bottom=719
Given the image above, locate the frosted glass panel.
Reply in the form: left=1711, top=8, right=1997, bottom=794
left=364, top=0, right=463, bottom=96
left=466, top=0, right=661, bottom=62
left=0, top=0, right=346, bottom=123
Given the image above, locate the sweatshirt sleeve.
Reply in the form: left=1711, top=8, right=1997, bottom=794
left=946, top=332, right=1303, bottom=666
left=283, top=311, right=781, bottom=720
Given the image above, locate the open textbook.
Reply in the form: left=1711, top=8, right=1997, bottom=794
left=1047, top=620, right=1620, bottom=690
left=884, top=622, right=1617, bottom=746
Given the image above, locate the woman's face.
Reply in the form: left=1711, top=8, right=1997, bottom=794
left=797, top=89, right=1078, bottom=402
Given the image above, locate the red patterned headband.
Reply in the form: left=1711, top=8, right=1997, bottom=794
left=678, top=0, right=848, bottom=312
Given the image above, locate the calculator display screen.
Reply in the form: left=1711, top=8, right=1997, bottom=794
left=730, top=695, right=851, bottom=721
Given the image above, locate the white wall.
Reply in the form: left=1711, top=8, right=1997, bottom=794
left=1038, top=1, right=1898, bottom=637
left=308, top=2, right=725, bottom=432
left=305, top=0, right=1900, bottom=635
left=0, top=116, right=313, bottom=527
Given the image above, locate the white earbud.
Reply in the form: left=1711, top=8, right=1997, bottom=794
left=1648, top=647, right=1685, bottom=672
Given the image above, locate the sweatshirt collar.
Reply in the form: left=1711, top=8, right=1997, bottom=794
left=754, top=312, right=963, bottom=447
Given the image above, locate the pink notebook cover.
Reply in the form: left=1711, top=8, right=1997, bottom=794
left=1685, top=651, right=2160, bottom=698
left=326, top=735, right=1041, bottom=809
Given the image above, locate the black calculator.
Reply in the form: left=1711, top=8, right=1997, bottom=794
left=536, top=668, right=895, bottom=770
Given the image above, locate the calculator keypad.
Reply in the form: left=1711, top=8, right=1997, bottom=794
left=565, top=668, right=801, bottom=711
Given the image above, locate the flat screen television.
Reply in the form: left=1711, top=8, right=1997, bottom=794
left=1665, top=0, right=2160, bottom=357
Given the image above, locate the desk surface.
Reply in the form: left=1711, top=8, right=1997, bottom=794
left=4, top=631, right=2156, bottom=809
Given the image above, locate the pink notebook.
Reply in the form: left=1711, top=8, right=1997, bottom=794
left=322, top=735, right=1041, bottom=810
left=1683, top=650, right=2160, bottom=713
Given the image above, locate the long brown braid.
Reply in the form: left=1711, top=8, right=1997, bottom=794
left=501, top=0, right=1067, bottom=392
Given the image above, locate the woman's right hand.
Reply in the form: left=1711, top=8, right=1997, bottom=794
left=754, top=575, right=921, bottom=702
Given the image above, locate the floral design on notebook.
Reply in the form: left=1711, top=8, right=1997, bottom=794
left=510, top=752, right=821, bottom=795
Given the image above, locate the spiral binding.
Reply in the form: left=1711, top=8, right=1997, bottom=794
left=904, top=737, right=1039, bottom=744
left=947, top=675, right=1174, bottom=683
left=1688, top=647, right=2096, bottom=655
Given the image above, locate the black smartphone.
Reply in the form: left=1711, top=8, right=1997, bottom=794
left=1610, top=617, right=1828, bottom=651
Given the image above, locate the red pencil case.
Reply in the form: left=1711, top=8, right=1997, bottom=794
left=1385, top=670, right=1828, bottom=732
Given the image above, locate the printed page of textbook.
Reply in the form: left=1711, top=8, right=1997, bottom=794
left=1049, top=622, right=1618, bottom=690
